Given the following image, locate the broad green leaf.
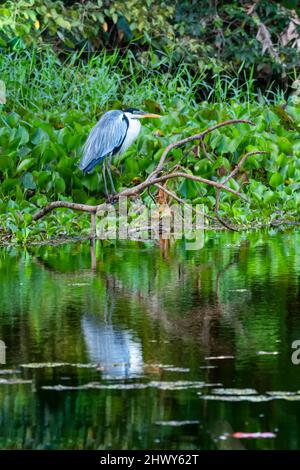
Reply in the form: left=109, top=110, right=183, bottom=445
left=16, top=158, right=35, bottom=173
left=269, top=172, right=283, bottom=188
left=22, top=172, right=36, bottom=190
left=0, top=156, right=14, bottom=171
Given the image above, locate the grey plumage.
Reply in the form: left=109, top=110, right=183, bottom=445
left=78, top=107, right=160, bottom=197
left=79, top=110, right=128, bottom=174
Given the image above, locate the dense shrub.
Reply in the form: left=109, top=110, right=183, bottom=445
left=0, top=0, right=299, bottom=88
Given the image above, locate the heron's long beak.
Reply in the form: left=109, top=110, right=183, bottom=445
left=138, top=113, right=161, bottom=119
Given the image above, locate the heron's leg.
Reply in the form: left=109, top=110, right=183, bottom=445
left=102, top=163, right=108, bottom=198
left=107, top=154, right=116, bottom=194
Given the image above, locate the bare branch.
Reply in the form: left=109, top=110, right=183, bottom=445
left=155, top=183, right=218, bottom=222
left=146, top=119, right=255, bottom=182
left=214, top=151, right=268, bottom=231
left=32, top=120, right=256, bottom=227
left=222, top=151, right=268, bottom=185
left=200, top=137, right=214, bottom=163
left=32, top=200, right=97, bottom=221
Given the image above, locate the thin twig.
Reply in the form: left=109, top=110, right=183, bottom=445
left=200, top=137, right=214, bottom=163
left=214, top=151, right=268, bottom=231
left=32, top=120, right=256, bottom=225
left=155, top=183, right=218, bottom=223
left=222, top=151, right=267, bottom=185
left=146, top=119, right=254, bottom=182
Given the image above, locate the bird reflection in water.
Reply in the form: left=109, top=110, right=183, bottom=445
left=81, top=284, right=143, bottom=379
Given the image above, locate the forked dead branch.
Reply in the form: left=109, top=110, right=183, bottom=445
left=32, top=119, right=266, bottom=233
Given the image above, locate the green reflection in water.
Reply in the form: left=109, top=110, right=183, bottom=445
left=0, top=229, right=300, bottom=449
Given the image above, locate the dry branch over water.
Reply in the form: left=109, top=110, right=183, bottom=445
left=32, top=119, right=266, bottom=233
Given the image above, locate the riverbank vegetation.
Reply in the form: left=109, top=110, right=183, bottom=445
left=0, top=1, right=299, bottom=244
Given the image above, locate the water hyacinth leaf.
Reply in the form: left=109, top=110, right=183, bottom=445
left=36, top=171, right=51, bottom=189
left=65, top=133, right=82, bottom=151
left=15, top=125, right=29, bottom=145
left=277, top=136, right=292, bottom=154
left=57, top=157, right=74, bottom=176
left=72, top=189, right=88, bottom=202
left=213, top=156, right=231, bottom=171
left=5, top=112, right=20, bottom=127
left=31, top=142, right=49, bottom=159
left=287, top=163, right=295, bottom=178
left=1, top=178, right=19, bottom=192
left=269, top=172, right=283, bottom=188
left=245, top=155, right=261, bottom=169
left=263, top=190, right=277, bottom=204
left=81, top=172, right=100, bottom=192
left=17, top=146, right=31, bottom=158
left=53, top=174, right=66, bottom=193
left=124, top=157, right=139, bottom=176
left=16, top=157, right=35, bottom=173
left=22, top=172, right=36, bottom=190
left=0, top=156, right=14, bottom=171
left=178, top=179, right=199, bottom=199
left=31, top=128, right=49, bottom=145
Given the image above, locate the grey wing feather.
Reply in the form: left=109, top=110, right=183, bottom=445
left=79, top=110, right=128, bottom=172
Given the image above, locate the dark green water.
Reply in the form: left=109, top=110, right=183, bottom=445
left=0, top=230, right=300, bottom=450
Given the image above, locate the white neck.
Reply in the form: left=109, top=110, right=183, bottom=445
left=119, top=115, right=141, bottom=154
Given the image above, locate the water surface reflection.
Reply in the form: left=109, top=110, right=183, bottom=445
left=0, top=230, right=300, bottom=449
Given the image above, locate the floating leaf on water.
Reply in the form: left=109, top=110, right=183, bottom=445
left=42, top=382, right=149, bottom=391
left=0, top=369, right=20, bottom=375
left=145, top=364, right=189, bottom=373
left=68, top=283, right=90, bottom=287
left=72, top=363, right=98, bottom=368
left=101, top=373, right=145, bottom=380
left=205, top=356, right=235, bottom=360
left=198, top=394, right=273, bottom=402
left=20, top=362, right=98, bottom=369
left=21, top=362, right=70, bottom=368
left=229, top=289, right=248, bottom=292
left=42, top=384, right=77, bottom=391
left=0, top=378, right=32, bottom=385
left=211, top=388, right=258, bottom=395
left=149, top=381, right=205, bottom=390
left=232, top=432, right=276, bottom=439
left=199, top=366, right=218, bottom=369
left=279, top=396, right=300, bottom=401
left=265, top=392, right=300, bottom=401
left=42, top=380, right=206, bottom=392
left=256, top=351, right=279, bottom=356
left=155, top=420, right=200, bottom=426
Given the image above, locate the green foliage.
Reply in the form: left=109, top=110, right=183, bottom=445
left=0, top=49, right=299, bottom=243
left=0, top=0, right=174, bottom=51
left=0, top=0, right=299, bottom=87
